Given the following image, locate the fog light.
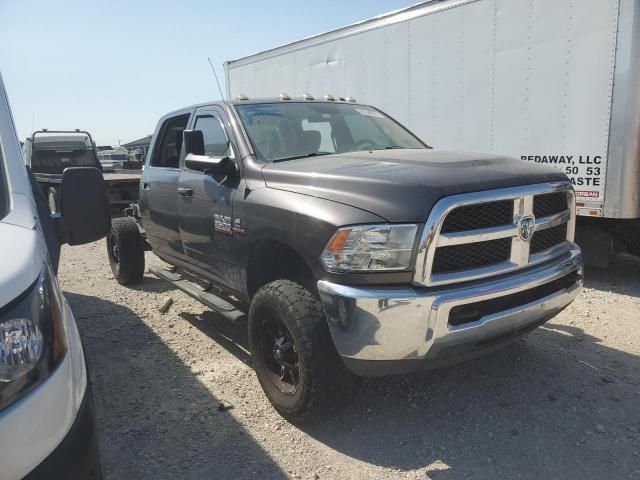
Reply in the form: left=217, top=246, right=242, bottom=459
left=449, top=305, right=481, bottom=326
left=0, top=318, right=44, bottom=382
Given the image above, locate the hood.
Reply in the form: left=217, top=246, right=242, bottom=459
left=262, top=149, right=568, bottom=222
left=0, top=222, right=43, bottom=308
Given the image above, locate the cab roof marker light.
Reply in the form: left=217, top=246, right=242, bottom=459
left=280, top=93, right=291, bottom=100
left=323, top=94, right=335, bottom=101
left=236, top=94, right=249, bottom=101
left=346, top=96, right=357, bottom=103
left=302, top=93, right=314, bottom=100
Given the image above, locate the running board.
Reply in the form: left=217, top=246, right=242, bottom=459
left=149, top=266, right=246, bottom=323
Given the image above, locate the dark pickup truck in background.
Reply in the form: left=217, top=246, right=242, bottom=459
left=24, top=129, right=140, bottom=214
left=107, top=96, right=583, bottom=422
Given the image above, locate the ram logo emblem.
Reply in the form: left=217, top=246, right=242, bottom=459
left=518, top=216, right=536, bottom=242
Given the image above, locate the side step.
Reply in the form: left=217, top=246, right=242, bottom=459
left=149, top=266, right=246, bottom=323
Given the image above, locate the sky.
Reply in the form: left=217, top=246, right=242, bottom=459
left=0, top=0, right=417, bottom=146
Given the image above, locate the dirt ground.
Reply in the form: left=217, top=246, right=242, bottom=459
left=58, top=241, right=640, bottom=479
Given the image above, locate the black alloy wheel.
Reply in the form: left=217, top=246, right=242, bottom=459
left=259, top=313, right=300, bottom=395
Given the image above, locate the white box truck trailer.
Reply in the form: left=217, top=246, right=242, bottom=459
left=224, top=0, right=640, bottom=266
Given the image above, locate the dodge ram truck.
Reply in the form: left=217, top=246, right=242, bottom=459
left=107, top=95, right=583, bottom=422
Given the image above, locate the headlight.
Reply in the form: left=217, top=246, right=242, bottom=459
left=0, top=267, right=67, bottom=411
left=321, top=224, right=419, bottom=272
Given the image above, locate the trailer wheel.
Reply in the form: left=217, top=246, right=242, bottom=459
left=47, top=187, right=60, bottom=214
left=107, top=217, right=145, bottom=285
left=248, top=279, right=351, bottom=423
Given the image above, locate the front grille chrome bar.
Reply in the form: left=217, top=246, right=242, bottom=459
left=413, top=181, right=575, bottom=287
left=438, top=224, right=518, bottom=246
left=535, top=210, right=571, bottom=232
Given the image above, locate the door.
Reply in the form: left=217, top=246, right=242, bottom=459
left=140, top=113, right=190, bottom=262
left=177, top=107, right=241, bottom=290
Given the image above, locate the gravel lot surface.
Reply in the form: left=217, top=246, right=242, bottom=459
left=59, top=241, right=640, bottom=479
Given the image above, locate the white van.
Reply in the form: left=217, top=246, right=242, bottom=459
left=0, top=73, right=109, bottom=479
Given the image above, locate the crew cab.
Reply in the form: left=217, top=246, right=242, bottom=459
left=0, top=74, right=109, bottom=478
left=108, top=95, right=583, bottom=422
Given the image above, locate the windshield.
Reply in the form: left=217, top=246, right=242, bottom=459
left=235, top=102, right=426, bottom=162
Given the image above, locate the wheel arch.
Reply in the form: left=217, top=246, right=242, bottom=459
left=245, top=239, right=318, bottom=299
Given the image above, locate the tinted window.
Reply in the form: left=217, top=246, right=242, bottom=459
left=151, top=114, right=190, bottom=168
left=29, top=135, right=100, bottom=174
left=194, top=115, right=229, bottom=157
left=31, top=147, right=98, bottom=173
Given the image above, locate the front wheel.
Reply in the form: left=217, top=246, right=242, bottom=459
left=107, top=217, right=145, bottom=285
left=248, top=279, right=350, bottom=423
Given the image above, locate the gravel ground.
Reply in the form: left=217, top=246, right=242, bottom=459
left=59, top=241, right=640, bottom=479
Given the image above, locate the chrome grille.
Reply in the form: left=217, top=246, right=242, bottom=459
left=441, top=201, right=514, bottom=233
left=414, top=182, right=575, bottom=286
left=432, top=238, right=511, bottom=273
left=531, top=223, right=568, bottom=254
left=533, top=192, right=568, bottom=218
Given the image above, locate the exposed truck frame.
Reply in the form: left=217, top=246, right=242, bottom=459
left=224, top=0, right=640, bottom=266
left=24, top=129, right=140, bottom=214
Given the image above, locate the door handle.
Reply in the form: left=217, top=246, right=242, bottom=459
left=177, top=187, right=193, bottom=197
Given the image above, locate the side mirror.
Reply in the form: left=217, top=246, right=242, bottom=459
left=185, top=154, right=236, bottom=175
left=55, top=167, right=110, bottom=245
left=183, top=130, right=235, bottom=175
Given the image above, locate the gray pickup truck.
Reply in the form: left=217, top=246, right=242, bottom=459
left=108, top=96, right=583, bottom=422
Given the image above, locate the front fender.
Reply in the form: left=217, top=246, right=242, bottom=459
left=234, top=188, right=415, bottom=289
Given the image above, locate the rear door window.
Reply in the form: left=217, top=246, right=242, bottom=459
left=151, top=114, right=190, bottom=168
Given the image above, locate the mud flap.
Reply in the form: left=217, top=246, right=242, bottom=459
left=575, top=224, right=613, bottom=268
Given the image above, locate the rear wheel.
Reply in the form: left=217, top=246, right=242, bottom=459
left=107, top=217, right=145, bottom=285
left=248, top=279, right=350, bottom=423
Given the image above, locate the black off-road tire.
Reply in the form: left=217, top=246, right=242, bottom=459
left=248, top=279, right=351, bottom=423
left=107, top=217, right=145, bottom=285
left=47, top=187, right=60, bottom=214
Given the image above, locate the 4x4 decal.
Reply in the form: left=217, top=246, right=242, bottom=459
left=213, top=214, right=245, bottom=236
left=213, top=214, right=232, bottom=235
left=232, top=218, right=246, bottom=236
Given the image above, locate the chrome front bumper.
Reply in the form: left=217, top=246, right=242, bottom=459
left=318, top=246, right=583, bottom=377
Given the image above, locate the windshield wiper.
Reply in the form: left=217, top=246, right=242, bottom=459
left=272, top=152, right=333, bottom=162
left=365, top=145, right=407, bottom=152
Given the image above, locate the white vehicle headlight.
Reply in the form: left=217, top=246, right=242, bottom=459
left=321, top=224, right=419, bottom=272
left=0, top=266, right=67, bottom=411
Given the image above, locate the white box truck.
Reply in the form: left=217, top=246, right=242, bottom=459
left=224, top=0, right=639, bottom=266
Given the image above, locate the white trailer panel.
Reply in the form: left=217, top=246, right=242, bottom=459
left=226, top=0, right=639, bottom=220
